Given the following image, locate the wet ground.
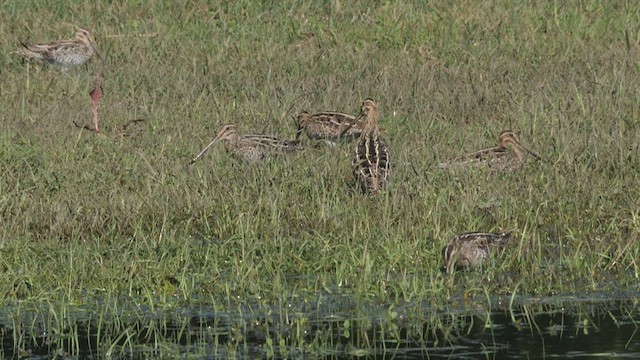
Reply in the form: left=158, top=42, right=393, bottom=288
left=0, top=291, right=638, bottom=359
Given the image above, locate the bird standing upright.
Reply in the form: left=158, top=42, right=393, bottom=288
left=351, top=98, right=390, bottom=194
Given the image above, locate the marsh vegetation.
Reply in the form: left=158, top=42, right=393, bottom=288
left=1, top=1, right=639, bottom=357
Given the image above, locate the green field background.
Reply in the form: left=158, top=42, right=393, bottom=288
left=1, top=1, right=639, bottom=307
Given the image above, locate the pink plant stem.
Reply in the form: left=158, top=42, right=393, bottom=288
left=90, top=68, right=103, bottom=133
left=90, top=86, right=102, bottom=133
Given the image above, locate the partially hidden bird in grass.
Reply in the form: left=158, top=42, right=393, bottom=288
left=438, top=130, right=541, bottom=171
left=295, top=110, right=365, bottom=144
left=442, top=232, right=514, bottom=274
left=190, top=124, right=302, bottom=164
left=349, top=98, right=390, bottom=194
left=15, top=27, right=101, bottom=69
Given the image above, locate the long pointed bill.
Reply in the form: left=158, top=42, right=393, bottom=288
left=517, top=143, right=542, bottom=161
left=338, top=112, right=364, bottom=138
left=293, top=115, right=304, bottom=141
left=92, top=44, right=103, bottom=61
left=190, top=135, right=223, bottom=164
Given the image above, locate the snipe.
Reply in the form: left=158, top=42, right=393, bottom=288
left=191, top=124, right=302, bottom=164
left=296, top=110, right=364, bottom=143
left=439, top=130, right=541, bottom=171
left=16, top=27, right=100, bottom=69
left=351, top=98, right=390, bottom=194
left=442, top=232, right=514, bottom=274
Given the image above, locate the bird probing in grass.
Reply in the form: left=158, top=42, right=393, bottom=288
left=16, top=27, right=101, bottom=69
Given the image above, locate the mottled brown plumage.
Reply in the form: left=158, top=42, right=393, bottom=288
left=16, top=27, right=100, bottom=68
left=442, top=232, right=514, bottom=274
left=351, top=99, right=390, bottom=194
left=296, top=111, right=364, bottom=142
left=191, top=124, right=302, bottom=164
left=439, top=131, right=541, bottom=171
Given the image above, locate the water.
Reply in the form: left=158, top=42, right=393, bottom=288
left=0, top=292, right=637, bottom=359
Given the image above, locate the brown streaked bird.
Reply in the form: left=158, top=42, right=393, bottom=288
left=295, top=110, right=365, bottom=143
left=351, top=98, right=390, bottom=194
left=190, top=124, right=302, bottom=164
left=442, top=232, right=514, bottom=274
left=438, top=130, right=541, bottom=171
left=16, top=27, right=100, bottom=68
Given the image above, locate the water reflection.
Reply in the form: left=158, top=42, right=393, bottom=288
left=0, top=293, right=637, bottom=359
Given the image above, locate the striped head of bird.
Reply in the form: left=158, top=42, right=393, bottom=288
left=211, top=124, right=239, bottom=147
left=442, top=242, right=460, bottom=275
left=75, top=27, right=102, bottom=60
left=498, top=130, right=541, bottom=162
left=297, top=111, right=312, bottom=128
left=360, top=98, right=380, bottom=135
left=295, top=111, right=311, bottom=139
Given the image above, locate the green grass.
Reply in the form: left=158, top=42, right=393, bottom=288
left=1, top=0, right=640, bottom=354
